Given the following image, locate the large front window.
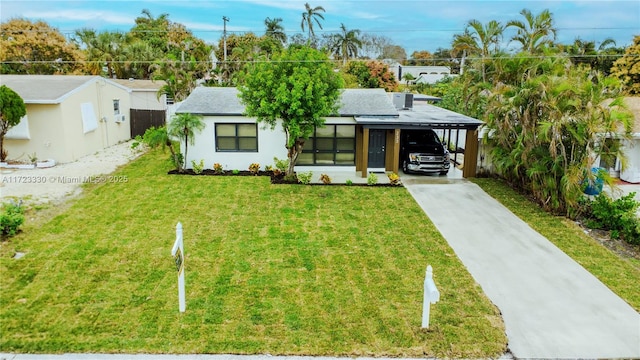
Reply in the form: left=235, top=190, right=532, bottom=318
left=298, top=125, right=356, bottom=165
left=215, top=123, right=258, bottom=152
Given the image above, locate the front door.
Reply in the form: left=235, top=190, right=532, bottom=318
left=368, top=130, right=386, bottom=168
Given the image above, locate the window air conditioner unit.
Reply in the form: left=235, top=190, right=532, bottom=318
left=115, top=114, right=126, bottom=123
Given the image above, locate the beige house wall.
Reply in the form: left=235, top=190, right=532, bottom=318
left=4, top=104, right=67, bottom=162
left=4, top=78, right=131, bottom=164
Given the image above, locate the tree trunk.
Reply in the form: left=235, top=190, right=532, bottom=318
left=0, top=132, right=5, bottom=161
left=285, top=138, right=305, bottom=177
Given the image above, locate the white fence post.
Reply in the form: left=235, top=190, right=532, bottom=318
left=422, top=265, right=440, bottom=328
left=171, top=222, right=186, bottom=313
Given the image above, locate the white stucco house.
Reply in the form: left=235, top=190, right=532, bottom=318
left=174, top=87, right=483, bottom=178
left=390, top=64, right=455, bottom=84
left=1, top=75, right=132, bottom=164
left=111, top=79, right=168, bottom=138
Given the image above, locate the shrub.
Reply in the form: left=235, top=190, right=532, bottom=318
left=249, top=163, right=260, bottom=175
left=213, top=162, right=224, bottom=174
left=297, top=171, right=313, bottom=185
left=1, top=201, right=25, bottom=238
left=319, top=174, right=331, bottom=184
left=232, top=169, right=240, bottom=175
left=283, top=174, right=298, bottom=183
left=367, top=172, right=378, bottom=185
left=584, top=192, right=640, bottom=244
left=345, top=179, right=353, bottom=186
left=272, top=157, right=289, bottom=176
left=191, top=159, right=204, bottom=175
left=388, top=172, right=401, bottom=185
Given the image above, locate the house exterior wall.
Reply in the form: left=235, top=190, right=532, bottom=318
left=130, top=90, right=166, bottom=111
left=620, top=139, right=640, bottom=183
left=3, top=78, right=131, bottom=163
left=184, top=116, right=287, bottom=171
left=59, top=80, right=131, bottom=162
left=184, top=116, right=359, bottom=171
left=4, top=104, right=66, bottom=162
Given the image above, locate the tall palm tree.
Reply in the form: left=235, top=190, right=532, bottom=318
left=507, top=8, right=556, bottom=54
left=452, top=19, right=503, bottom=82
left=264, top=17, right=287, bottom=45
left=300, top=3, right=325, bottom=43
left=330, top=23, right=362, bottom=66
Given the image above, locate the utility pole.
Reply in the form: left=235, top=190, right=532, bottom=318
left=222, top=16, right=229, bottom=62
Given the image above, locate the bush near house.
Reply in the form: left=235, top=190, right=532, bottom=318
left=581, top=193, right=640, bottom=244
left=0, top=201, right=24, bottom=238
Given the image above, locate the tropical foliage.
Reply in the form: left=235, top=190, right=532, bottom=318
left=239, top=45, right=343, bottom=176
left=168, top=113, right=205, bottom=170
left=329, top=23, right=362, bottom=66
left=300, top=3, right=325, bottom=44
left=484, top=56, right=632, bottom=215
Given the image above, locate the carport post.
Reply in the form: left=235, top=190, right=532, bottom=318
left=462, top=129, right=479, bottom=178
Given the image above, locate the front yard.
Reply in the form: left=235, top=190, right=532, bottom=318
left=0, top=150, right=506, bottom=358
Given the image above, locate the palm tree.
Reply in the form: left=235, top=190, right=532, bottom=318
left=451, top=19, right=503, bottom=82
left=74, top=29, right=125, bottom=78
left=264, top=17, right=286, bottom=45
left=507, top=8, right=556, bottom=54
left=330, top=23, right=362, bottom=66
left=168, top=113, right=205, bottom=172
left=301, top=3, right=325, bottom=43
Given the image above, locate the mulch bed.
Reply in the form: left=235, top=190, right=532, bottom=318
left=167, top=169, right=402, bottom=187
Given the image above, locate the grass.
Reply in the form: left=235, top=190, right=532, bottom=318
left=0, top=150, right=506, bottom=358
left=471, top=177, right=640, bottom=311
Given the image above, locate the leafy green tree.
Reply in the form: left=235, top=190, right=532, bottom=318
left=452, top=19, right=503, bottom=81
left=506, top=8, right=556, bottom=53
left=239, top=45, right=343, bottom=176
left=329, top=23, right=362, bottom=66
left=264, top=17, right=287, bottom=45
left=0, top=18, right=82, bottom=74
left=300, top=3, right=325, bottom=44
left=0, top=85, right=26, bottom=161
left=611, top=35, right=640, bottom=94
left=168, top=113, right=205, bottom=172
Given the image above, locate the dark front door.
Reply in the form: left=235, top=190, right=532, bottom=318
left=368, top=129, right=386, bottom=168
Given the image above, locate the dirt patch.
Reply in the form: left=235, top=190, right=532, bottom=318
left=0, top=140, right=144, bottom=206
left=578, top=223, right=640, bottom=263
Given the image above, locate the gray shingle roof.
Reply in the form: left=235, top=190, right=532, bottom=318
left=0, top=75, right=129, bottom=104
left=176, top=87, right=399, bottom=117
left=0, top=75, right=97, bottom=103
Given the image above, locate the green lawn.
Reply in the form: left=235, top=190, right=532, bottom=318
left=472, top=178, right=640, bottom=311
left=0, top=150, right=506, bottom=358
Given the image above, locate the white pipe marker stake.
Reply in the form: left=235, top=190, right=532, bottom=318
left=422, top=265, right=440, bottom=328
left=172, top=222, right=186, bottom=313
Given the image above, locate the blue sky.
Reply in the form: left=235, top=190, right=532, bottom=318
left=1, top=0, right=639, bottom=55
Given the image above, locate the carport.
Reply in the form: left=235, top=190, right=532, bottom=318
left=353, top=98, right=484, bottom=178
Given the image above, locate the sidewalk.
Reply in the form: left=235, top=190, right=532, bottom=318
left=404, top=181, right=640, bottom=359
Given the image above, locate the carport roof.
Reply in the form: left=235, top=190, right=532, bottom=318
left=356, top=102, right=483, bottom=130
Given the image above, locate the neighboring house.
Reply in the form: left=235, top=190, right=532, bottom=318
left=390, top=64, right=455, bottom=84
left=112, top=79, right=167, bottom=138
left=175, top=87, right=483, bottom=178
left=2, top=75, right=131, bottom=164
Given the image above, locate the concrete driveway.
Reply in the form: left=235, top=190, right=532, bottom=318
left=404, top=181, right=640, bottom=359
